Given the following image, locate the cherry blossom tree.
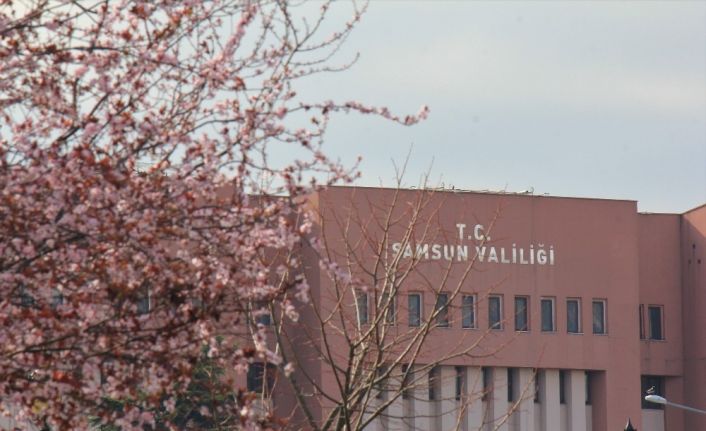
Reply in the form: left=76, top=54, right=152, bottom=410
left=0, top=1, right=427, bottom=429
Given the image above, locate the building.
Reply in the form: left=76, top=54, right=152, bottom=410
left=259, top=186, right=706, bottom=431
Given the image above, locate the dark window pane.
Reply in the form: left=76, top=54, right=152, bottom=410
left=507, top=368, right=515, bottom=402
left=356, top=291, right=368, bottom=325
left=641, top=375, right=665, bottom=409
left=515, top=297, right=528, bottom=331
left=541, top=299, right=554, bottom=332
left=435, top=293, right=449, bottom=327
left=247, top=363, right=274, bottom=394
left=455, top=366, right=464, bottom=401
left=136, top=285, right=150, bottom=314
left=482, top=367, right=491, bottom=401
left=408, top=294, right=421, bottom=327
left=567, top=300, right=580, bottom=333
left=402, top=365, right=411, bottom=400
left=429, top=367, right=439, bottom=400
left=592, top=301, right=606, bottom=334
left=489, top=296, right=502, bottom=329
left=384, top=293, right=396, bottom=324
left=534, top=371, right=540, bottom=403
left=648, top=306, right=663, bottom=340
left=462, top=295, right=475, bottom=328
left=559, top=370, right=566, bottom=404
left=254, top=301, right=271, bottom=326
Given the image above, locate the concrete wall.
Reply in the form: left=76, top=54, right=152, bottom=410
left=681, top=204, right=706, bottom=430
left=294, top=187, right=706, bottom=430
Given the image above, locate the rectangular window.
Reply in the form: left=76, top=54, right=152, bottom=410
left=592, top=299, right=606, bottom=334
left=489, top=295, right=503, bottom=330
left=514, top=296, right=529, bottom=331
left=408, top=293, right=422, bottom=327
left=641, top=375, right=665, bottom=409
left=541, top=298, right=555, bottom=332
left=585, top=371, right=593, bottom=405
left=435, top=293, right=450, bottom=327
left=253, top=301, right=271, bottom=326
left=455, top=366, right=465, bottom=401
left=401, top=364, right=411, bottom=400
left=648, top=305, right=664, bottom=340
left=51, top=289, right=64, bottom=309
left=559, top=370, right=567, bottom=404
left=507, top=368, right=516, bottom=402
left=247, top=363, right=275, bottom=394
left=383, top=292, right=397, bottom=325
left=482, top=367, right=491, bottom=401
left=567, top=298, right=581, bottom=333
left=136, top=284, right=150, bottom=314
left=429, top=367, right=439, bottom=401
left=534, top=369, right=540, bottom=403
left=462, top=295, right=476, bottom=328
left=356, top=291, right=369, bottom=325
left=639, top=304, right=645, bottom=339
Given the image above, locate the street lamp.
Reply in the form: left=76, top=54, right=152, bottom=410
left=645, top=395, right=706, bottom=415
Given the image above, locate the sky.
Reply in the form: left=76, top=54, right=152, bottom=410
left=295, top=1, right=706, bottom=213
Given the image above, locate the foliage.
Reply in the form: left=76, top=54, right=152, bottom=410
left=0, top=0, right=427, bottom=428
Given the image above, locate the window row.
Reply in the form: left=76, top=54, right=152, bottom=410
left=431, top=367, right=594, bottom=406
left=356, top=292, right=608, bottom=335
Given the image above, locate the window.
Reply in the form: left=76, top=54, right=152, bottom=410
left=383, top=292, right=397, bottom=325
left=429, top=367, right=439, bottom=401
left=401, top=364, right=411, bottom=400
left=641, top=375, right=665, bottom=409
left=462, top=295, right=476, bottom=328
left=534, top=369, right=540, bottom=403
left=482, top=367, right=492, bottom=401
left=375, top=365, right=388, bottom=399
left=648, top=305, right=664, bottom=340
left=253, top=301, right=271, bottom=326
left=408, top=293, right=422, bottom=327
left=514, top=296, right=529, bottom=331
left=13, top=284, right=35, bottom=308
left=585, top=371, right=593, bottom=405
left=541, top=298, right=555, bottom=332
left=592, top=299, right=606, bottom=334
left=489, top=295, right=503, bottom=330
left=356, top=291, right=369, bottom=325
left=51, top=289, right=64, bottom=309
left=507, top=368, right=516, bottom=402
left=247, top=363, right=275, bottom=394
left=559, top=370, right=567, bottom=404
left=639, top=304, right=645, bottom=339
left=435, top=293, right=450, bottom=327
left=136, top=284, right=150, bottom=314
left=567, top=298, right=581, bottom=333
left=455, top=366, right=465, bottom=401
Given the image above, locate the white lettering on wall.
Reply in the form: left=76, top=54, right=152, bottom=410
left=392, top=223, right=556, bottom=266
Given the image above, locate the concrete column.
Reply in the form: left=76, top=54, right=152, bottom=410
left=465, top=366, right=484, bottom=431
left=491, top=367, right=509, bottom=431
left=516, top=368, right=536, bottom=431
left=387, top=370, right=405, bottom=431
left=362, top=394, right=383, bottom=431
left=540, top=369, right=561, bottom=430
left=567, top=370, right=587, bottom=431
left=413, top=365, right=432, bottom=431
left=440, top=365, right=459, bottom=430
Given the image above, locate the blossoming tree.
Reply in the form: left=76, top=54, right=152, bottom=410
left=0, top=1, right=427, bottom=429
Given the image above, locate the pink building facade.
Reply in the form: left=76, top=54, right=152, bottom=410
left=266, top=186, right=706, bottom=431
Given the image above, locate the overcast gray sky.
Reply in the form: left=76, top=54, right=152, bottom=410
left=295, top=1, right=706, bottom=213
